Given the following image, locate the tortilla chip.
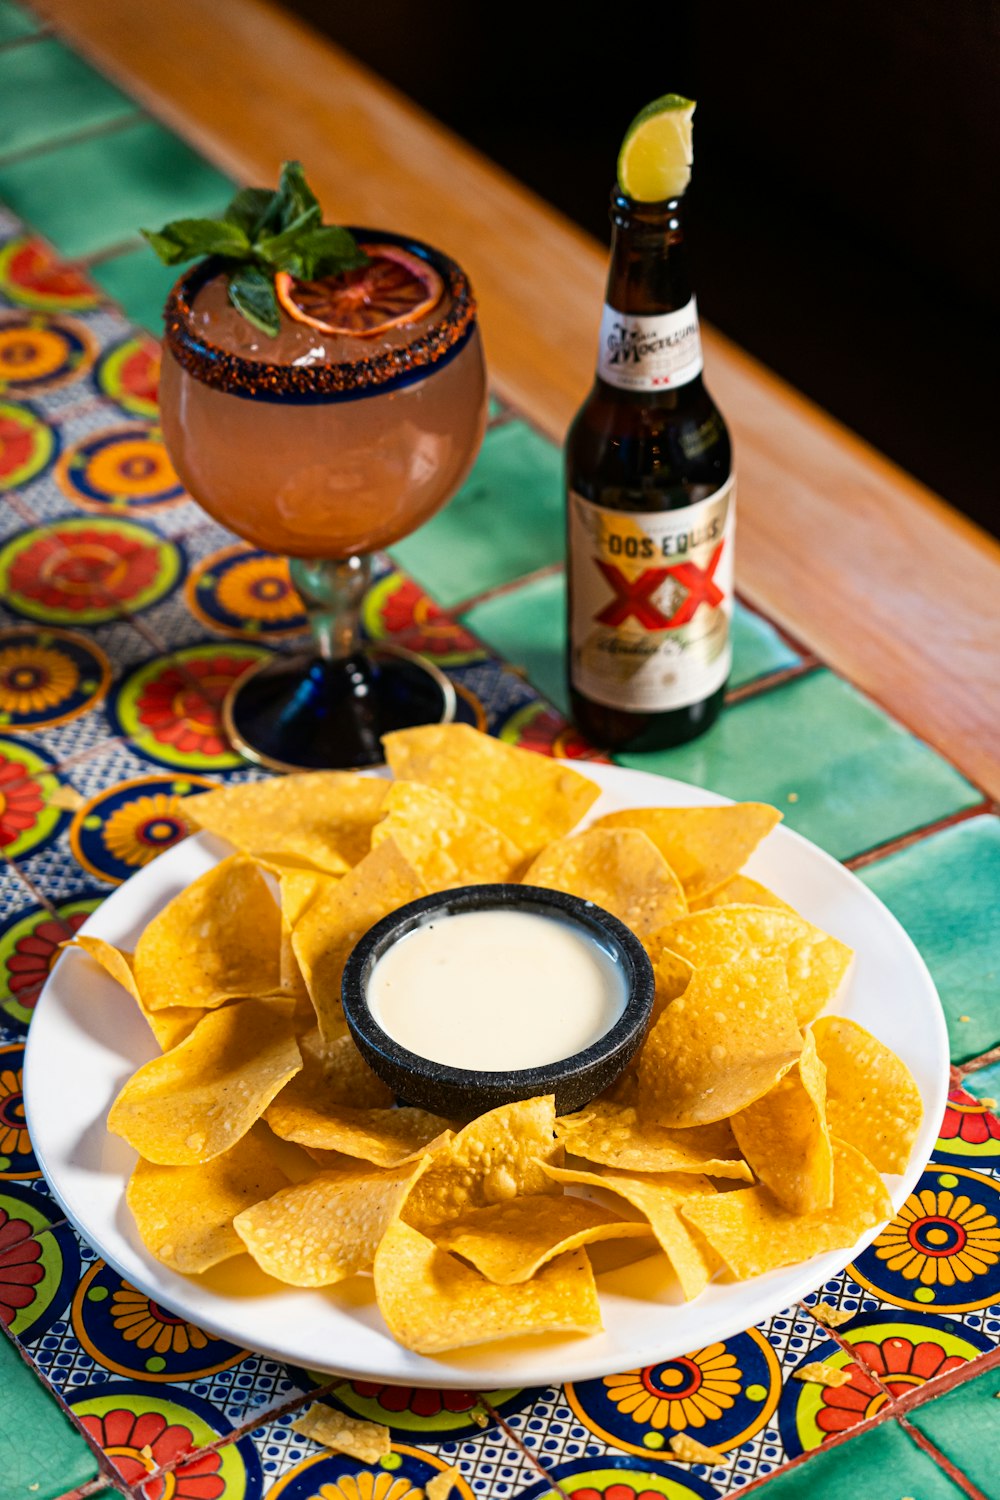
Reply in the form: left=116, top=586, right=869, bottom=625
left=292, top=838, right=424, bottom=1040
left=108, top=997, right=301, bottom=1164
left=811, top=1016, right=923, bottom=1174
left=794, top=1361, right=853, bottom=1388
left=670, top=1434, right=726, bottom=1465
left=371, top=781, right=522, bottom=888
left=426, top=1466, right=462, bottom=1500
left=134, top=855, right=282, bottom=1012
left=435, top=1194, right=652, bottom=1284
left=556, top=1101, right=752, bottom=1181
left=184, top=773, right=389, bottom=872
left=543, top=1162, right=718, bottom=1300
left=811, top=1301, right=853, bottom=1328
left=592, top=803, right=781, bottom=900
left=654, top=906, right=853, bottom=1026
left=266, top=1026, right=393, bottom=1124
left=126, top=1127, right=289, bottom=1273
left=639, top=959, right=803, bottom=1127
left=382, top=724, right=600, bottom=859
left=524, top=828, right=687, bottom=941
left=682, top=1138, right=893, bottom=1279
left=71, top=935, right=206, bottom=1051
left=374, top=1218, right=601, bottom=1354
left=268, top=1085, right=452, bottom=1168
left=690, top=875, right=793, bottom=913
left=731, top=1030, right=834, bottom=1214
left=234, top=1158, right=421, bottom=1285
left=289, top=1403, right=390, bottom=1463
left=402, top=1095, right=562, bottom=1235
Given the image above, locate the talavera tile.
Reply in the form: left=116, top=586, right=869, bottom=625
left=741, top=1418, right=967, bottom=1498
left=615, top=670, right=980, bottom=861
left=0, top=0, right=40, bottom=43
left=860, top=814, right=1000, bottom=1063
left=88, top=242, right=178, bottom=334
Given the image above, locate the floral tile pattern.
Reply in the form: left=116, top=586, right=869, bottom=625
left=1, top=60, right=999, bottom=1500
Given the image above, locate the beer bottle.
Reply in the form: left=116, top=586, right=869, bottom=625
left=566, top=101, right=734, bottom=752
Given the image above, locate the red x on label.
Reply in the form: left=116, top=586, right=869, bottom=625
left=593, top=540, right=726, bottom=631
left=662, top=540, right=726, bottom=626
left=594, top=562, right=672, bottom=628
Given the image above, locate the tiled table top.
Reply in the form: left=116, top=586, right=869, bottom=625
left=1, top=8, right=999, bottom=1499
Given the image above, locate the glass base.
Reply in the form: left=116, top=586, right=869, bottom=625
left=222, top=644, right=456, bottom=771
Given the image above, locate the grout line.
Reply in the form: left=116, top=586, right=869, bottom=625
left=843, top=801, right=994, bottom=871
left=794, top=1301, right=897, bottom=1403
left=725, top=658, right=820, bottom=705
left=958, top=1043, right=1000, bottom=1078
left=0, top=108, right=144, bottom=170
left=0, top=27, right=52, bottom=54
left=0, top=1213, right=69, bottom=1264
left=473, top=1393, right=550, bottom=1477
left=80, top=234, right=146, bottom=269
left=733, top=587, right=818, bottom=663
left=894, top=1340, right=1000, bottom=1416
left=728, top=1407, right=897, bottom=1496
left=899, top=1416, right=992, bottom=1500
left=428, top=560, right=566, bottom=619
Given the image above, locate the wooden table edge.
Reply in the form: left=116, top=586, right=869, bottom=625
left=34, top=0, right=1000, bottom=799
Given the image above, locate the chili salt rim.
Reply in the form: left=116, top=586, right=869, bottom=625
left=163, top=232, right=477, bottom=400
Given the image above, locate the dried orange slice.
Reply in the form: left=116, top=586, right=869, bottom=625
left=275, top=245, right=444, bottom=337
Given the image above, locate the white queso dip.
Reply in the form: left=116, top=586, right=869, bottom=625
left=367, top=907, right=627, bottom=1072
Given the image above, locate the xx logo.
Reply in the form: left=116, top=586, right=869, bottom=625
left=594, top=541, right=726, bottom=630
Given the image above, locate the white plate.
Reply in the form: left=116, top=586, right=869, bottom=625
left=25, top=761, right=948, bottom=1389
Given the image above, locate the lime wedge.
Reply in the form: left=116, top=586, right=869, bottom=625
left=617, top=94, right=696, bottom=202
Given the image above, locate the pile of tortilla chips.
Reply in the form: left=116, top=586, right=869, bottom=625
left=73, top=723, right=923, bottom=1357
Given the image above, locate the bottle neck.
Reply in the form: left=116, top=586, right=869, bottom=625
left=595, top=191, right=703, bottom=395
left=604, top=190, right=692, bottom=315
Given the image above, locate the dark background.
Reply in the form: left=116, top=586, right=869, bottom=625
left=288, top=0, right=998, bottom=533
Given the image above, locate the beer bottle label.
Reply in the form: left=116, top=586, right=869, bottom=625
left=568, top=476, right=735, bottom=712
left=596, top=296, right=704, bottom=392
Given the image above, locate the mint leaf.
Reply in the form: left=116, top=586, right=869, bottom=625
left=284, top=225, right=369, bottom=281
left=224, top=186, right=275, bottom=236
left=270, top=160, right=320, bottom=231
left=253, top=205, right=323, bottom=270
left=141, top=218, right=251, bottom=265
left=227, top=266, right=280, bottom=336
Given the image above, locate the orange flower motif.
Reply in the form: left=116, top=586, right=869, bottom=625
left=0, top=1065, right=30, bottom=1157
left=110, top=1283, right=210, bottom=1356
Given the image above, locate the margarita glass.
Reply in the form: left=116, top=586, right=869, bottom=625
left=158, top=229, right=487, bottom=770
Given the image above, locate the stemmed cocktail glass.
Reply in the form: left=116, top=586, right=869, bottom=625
left=158, top=229, right=487, bottom=770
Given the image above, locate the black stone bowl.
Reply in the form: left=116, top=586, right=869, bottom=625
left=340, top=883, right=654, bottom=1118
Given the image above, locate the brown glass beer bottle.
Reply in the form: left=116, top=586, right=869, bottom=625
left=566, top=180, right=735, bottom=752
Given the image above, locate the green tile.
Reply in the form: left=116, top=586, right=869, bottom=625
left=89, top=243, right=177, bottom=333
left=729, top=602, right=801, bottom=685
left=0, top=1, right=40, bottom=43
left=0, top=38, right=136, bottom=160
left=909, top=1367, right=1000, bottom=1498
left=751, top=1419, right=966, bottom=1499
left=860, top=816, right=1000, bottom=1064
left=615, top=669, right=980, bottom=860
left=390, top=420, right=564, bottom=607
left=965, top=1056, right=1000, bottom=1104
left=460, top=575, right=801, bottom=717
left=461, top=571, right=569, bottom=712
left=0, top=118, right=233, bottom=258
left=0, top=1330, right=100, bottom=1500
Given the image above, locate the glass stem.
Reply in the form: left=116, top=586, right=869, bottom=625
left=289, top=555, right=372, bottom=662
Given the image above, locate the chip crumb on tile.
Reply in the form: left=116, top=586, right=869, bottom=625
left=810, top=1299, right=854, bottom=1328
left=468, top=1401, right=491, bottom=1428
left=979, top=1097, right=997, bottom=1109
left=959, top=1015, right=972, bottom=1022
left=786, top=791, right=799, bottom=802
left=669, top=1433, right=726, bottom=1464
left=793, top=1360, right=853, bottom=1387
left=426, top=1465, right=463, bottom=1500
left=289, top=1402, right=391, bottom=1463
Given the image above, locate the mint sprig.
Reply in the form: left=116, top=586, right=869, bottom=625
left=141, top=161, right=367, bottom=337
